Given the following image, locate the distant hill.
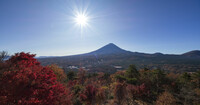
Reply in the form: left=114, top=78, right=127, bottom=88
left=36, top=56, right=57, bottom=59
left=182, top=50, right=200, bottom=57
left=38, top=43, right=200, bottom=73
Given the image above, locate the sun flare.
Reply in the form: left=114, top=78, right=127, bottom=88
left=75, top=14, right=88, bottom=26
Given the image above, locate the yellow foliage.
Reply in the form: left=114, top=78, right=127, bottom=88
left=47, top=64, right=67, bottom=83
left=156, top=91, right=177, bottom=105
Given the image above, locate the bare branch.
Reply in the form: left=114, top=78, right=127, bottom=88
left=0, top=51, right=8, bottom=62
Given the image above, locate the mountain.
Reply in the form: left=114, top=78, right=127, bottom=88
left=38, top=43, right=200, bottom=73
left=86, top=43, right=131, bottom=55
left=182, top=50, right=200, bottom=57
left=153, top=52, right=164, bottom=56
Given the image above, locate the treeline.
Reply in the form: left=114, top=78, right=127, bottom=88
left=38, top=52, right=200, bottom=73
left=0, top=52, right=200, bottom=105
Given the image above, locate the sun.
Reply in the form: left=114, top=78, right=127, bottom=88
left=75, top=14, right=88, bottom=26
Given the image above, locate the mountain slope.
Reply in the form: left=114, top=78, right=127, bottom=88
left=38, top=43, right=200, bottom=73
left=86, top=43, right=131, bottom=55
left=182, top=50, right=200, bottom=57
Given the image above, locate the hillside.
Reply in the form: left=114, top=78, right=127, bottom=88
left=38, top=43, right=200, bottom=73
left=2, top=52, right=200, bottom=105
left=182, top=50, right=200, bottom=57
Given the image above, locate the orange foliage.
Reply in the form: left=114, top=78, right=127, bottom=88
left=47, top=64, right=67, bottom=83
left=156, top=91, right=177, bottom=105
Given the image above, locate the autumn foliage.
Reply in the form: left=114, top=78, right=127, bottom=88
left=156, top=91, right=177, bottom=105
left=0, top=52, right=200, bottom=105
left=47, top=64, right=67, bottom=83
left=113, top=82, right=127, bottom=105
left=8, top=52, right=40, bottom=68
left=80, top=84, right=98, bottom=105
left=0, top=52, right=72, bottom=105
left=127, top=83, right=149, bottom=101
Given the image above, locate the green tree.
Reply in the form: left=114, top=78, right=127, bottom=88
left=67, top=71, right=76, bottom=80
left=125, top=64, right=139, bottom=79
left=192, top=71, right=200, bottom=88
left=179, top=72, right=191, bottom=86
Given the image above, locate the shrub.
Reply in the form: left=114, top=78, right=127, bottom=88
left=155, top=91, right=176, bottom=105
left=114, top=82, right=127, bottom=105
left=0, top=52, right=72, bottom=105
left=79, top=84, right=98, bottom=105
left=47, top=64, right=67, bottom=83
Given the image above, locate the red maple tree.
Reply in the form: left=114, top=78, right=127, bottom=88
left=80, top=84, right=98, bottom=105
left=0, top=52, right=72, bottom=105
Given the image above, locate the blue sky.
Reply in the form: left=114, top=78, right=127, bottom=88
left=0, top=0, right=200, bottom=56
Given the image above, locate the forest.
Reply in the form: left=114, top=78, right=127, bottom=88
left=0, top=52, right=200, bottom=105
